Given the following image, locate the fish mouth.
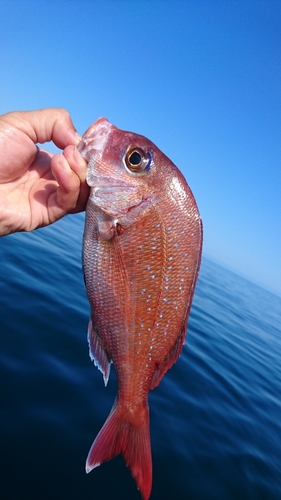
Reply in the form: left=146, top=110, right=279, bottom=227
left=78, top=117, right=113, bottom=160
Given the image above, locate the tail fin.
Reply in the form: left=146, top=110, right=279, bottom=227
left=86, top=399, right=152, bottom=500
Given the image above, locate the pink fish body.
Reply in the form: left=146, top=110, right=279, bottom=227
left=78, top=118, right=202, bottom=499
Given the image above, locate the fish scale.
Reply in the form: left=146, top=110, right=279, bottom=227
left=78, top=118, right=202, bottom=500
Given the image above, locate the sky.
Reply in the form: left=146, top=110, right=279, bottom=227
left=0, top=0, right=280, bottom=296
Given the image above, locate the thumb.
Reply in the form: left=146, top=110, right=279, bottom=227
left=1, top=108, right=81, bottom=150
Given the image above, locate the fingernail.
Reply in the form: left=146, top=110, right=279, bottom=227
left=60, top=153, right=71, bottom=172
left=75, top=131, right=82, bottom=145
left=73, top=147, right=87, bottom=168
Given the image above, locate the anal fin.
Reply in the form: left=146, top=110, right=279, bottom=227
left=87, top=319, right=111, bottom=386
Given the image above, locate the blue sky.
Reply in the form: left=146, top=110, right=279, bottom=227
left=1, top=0, right=280, bottom=296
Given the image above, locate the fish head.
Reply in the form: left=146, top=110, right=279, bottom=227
left=78, top=118, right=179, bottom=219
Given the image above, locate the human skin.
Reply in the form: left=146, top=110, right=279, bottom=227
left=0, top=108, right=90, bottom=236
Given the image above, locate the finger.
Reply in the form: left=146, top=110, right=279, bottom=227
left=51, top=153, right=80, bottom=212
left=51, top=148, right=90, bottom=214
left=62, top=145, right=90, bottom=213
left=63, top=145, right=87, bottom=184
left=1, top=108, right=81, bottom=150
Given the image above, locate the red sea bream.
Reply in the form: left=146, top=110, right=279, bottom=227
left=78, top=119, right=203, bottom=500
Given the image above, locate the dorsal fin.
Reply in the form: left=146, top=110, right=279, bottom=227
left=150, top=308, right=189, bottom=390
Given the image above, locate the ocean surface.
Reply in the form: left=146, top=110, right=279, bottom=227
left=0, top=214, right=280, bottom=500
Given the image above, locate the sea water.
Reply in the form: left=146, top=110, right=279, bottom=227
left=0, top=214, right=280, bottom=500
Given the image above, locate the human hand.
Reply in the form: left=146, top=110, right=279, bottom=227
left=0, top=108, right=90, bottom=236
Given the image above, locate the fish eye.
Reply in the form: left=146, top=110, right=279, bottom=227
left=125, top=147, right=151, bottom=173
left=128, top=151, right=142, bottom=166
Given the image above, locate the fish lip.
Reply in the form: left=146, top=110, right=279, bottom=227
left=78, top=117, right=113, bottom=160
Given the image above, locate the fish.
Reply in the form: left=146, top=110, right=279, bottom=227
left=78, top=118, right=202, bottom=500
